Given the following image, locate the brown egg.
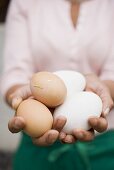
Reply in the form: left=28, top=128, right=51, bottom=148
left=16, top=99, right=53, bottom=138
left=30, top=72, right=67, bottom=108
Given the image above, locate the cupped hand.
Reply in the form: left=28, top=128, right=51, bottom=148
left=58, top=116, right=108, bottom=144
left=34, top=114, right=108, bottom=145
left=7, top=84, right=67, bottom=146
left=8, top=115, right=67, bottom=146
left=85, top=73, right=113, bottom=133
left=8, top=73, right=114, bottom=145
left=58, top=73, right=114, bottom=144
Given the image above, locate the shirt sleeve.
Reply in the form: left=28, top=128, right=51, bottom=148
left=1, top=0, right=35, bottom=97
left=99, top=44, right=114, bottom=81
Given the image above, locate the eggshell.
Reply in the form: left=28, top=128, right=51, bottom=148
left=54, top=70, right=86, bottom=97
left=30, top=72, right=67, bottom=108
left=53, top=92, right=102, bottom=134
left=16, top=99, right=53, bottom=138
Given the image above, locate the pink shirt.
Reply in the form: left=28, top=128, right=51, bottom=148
left=1, top=0, right=114, bottom=129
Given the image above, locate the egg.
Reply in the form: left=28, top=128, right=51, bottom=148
left=53, top=92, right=102, bottom=134
left=54, top=70, right=86, bottom=97
left=30, top=72, right=67, bottom=108
left=16, top=99, right=53, bottom=138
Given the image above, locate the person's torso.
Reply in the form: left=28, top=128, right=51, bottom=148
left=23, top=0, right=114, bottom=75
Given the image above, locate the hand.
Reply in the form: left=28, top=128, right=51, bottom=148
left=8, top=115, right=67, bottom=146
left=7, top=85, right=66, bottom=146
left=8, top=74, right=114, bottom=145
left=85, top=73, right=113, bottom=115
left=85, top=73, right=113, bottom=133
left=7, top=84, right=32, bottom=110
left=57, top=73, right=114, bottom=144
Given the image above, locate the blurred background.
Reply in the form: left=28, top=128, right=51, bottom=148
left=0, top=1, right=21, bottom=169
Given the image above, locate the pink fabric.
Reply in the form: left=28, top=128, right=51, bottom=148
left=1, top=0, right=114, bottom=128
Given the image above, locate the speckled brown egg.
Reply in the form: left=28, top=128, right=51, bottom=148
left=30, top=72, right=67, bottom=108
left=16, top=99, right=53, bottom=138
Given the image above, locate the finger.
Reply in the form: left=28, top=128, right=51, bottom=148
left=12, top=97, right=23, bottom=110
left=72, top=129, right=94, bottom=141
left=103, top=98, right=113, bottom=116
left=8, top=116, right=25, bottom=133
left=53, top=116, right=67, bottom=132
left=102, top=95, right=113, bottom=116
left=62, top=135, right=76, bottom=144
left=32, top=130, right=59, bottom=146
left=10, top=85, right=32, bottom=110
left=59, top=131, right=67, bottom=140
left=88, top=117, right=108, bottom=132
left=96, top=85, right=113, bottom=116
left=15, top=84, right=32, bottom=100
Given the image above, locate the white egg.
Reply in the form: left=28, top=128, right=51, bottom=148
left=54, top=70, right=86, bottom=97
left=53, top=91, right=102, bottom=134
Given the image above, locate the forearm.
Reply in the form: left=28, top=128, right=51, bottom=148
left=103, top=80, right=114, bottom=101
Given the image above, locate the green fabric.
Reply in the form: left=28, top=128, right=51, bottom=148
left=13, top=130, right=114, bottom=170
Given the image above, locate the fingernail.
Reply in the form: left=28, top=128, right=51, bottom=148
left=104, top=108, right=110, bottom=116
left=14, top=119, right=22, bottom=129
left=65, top=140, right=72, bottom=143
left=65, top=137, right=72, bottom=143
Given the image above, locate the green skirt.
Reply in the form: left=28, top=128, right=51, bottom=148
left=13, top=130, right=114, bottom=170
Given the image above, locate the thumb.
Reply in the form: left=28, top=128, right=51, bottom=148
left=101, top=95, right=113, bottom=117
left=10, top=84, right=32, bottom=110
left=95, top=85, right=113, bottom=117
left=12, top=97, right=23, bottom=110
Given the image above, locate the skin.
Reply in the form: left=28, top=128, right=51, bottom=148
left=7, top=73, right=114, bottom=146
left=6, top=2, right=114, bottom=145
left=70, top=2, right=80, bottom=27
left=66, top=0, right=88, bottom=4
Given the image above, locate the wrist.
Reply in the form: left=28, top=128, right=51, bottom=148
left=84, top=73, right=98, bottom=82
